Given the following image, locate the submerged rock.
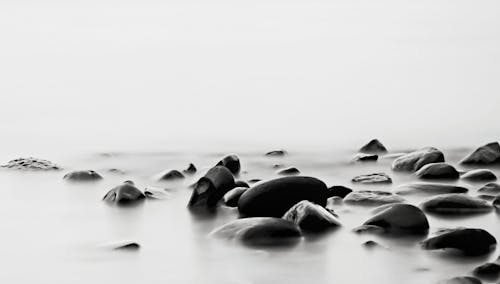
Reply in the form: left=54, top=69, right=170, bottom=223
left=438, top=276, right=482, bottom=284
left=112, top=242, right=141, bottom=251
left=183, top=163, right=197, bottom=175
left=461, top=142, right=500, bottom=165
left=210, top=217, right=301, bottom=247
left=326, top=185, right=353, bottom=199
left=282, top=200, right=341, bottom=232
left=238, top=176, right=328, bottom=217
left=473, top=262, right=500, bottom=280
left=103, top=181, right=145, bottom=205
left=344, top=190, right=405, bottom=206
left=422, top=228, right=496, bottom=256
left=392, top=147, right=445, bottom=172
left=223, top=187, right=248, bottom=207
left=421, top=194, right=493, bottom=214
left=63, top=170, right=102, bottom=181
left=188, top=166, right=235, bottom=209
left=216, top=154, right=241, bottom=175
left=360, top=204, right=429, bottom=234
left=462, top=169, right=497, bottom=182
left=478, top=183, right=500, bottom=196
left=359, top=139, right=388, bottom=154
left=352, top=153, right=378, bottom=162
left=1, top=157, right=61, bottom=171
left=415, top=163, right=459, bottom=180
left=159, top=170, right=184, bottom=181
left=265, top=150, right=287, bottom=157
left=351, top=173, right=392, bottom=184
left=276, top=167, right=300, bottom=176
left=395, top=183, right=468, bottom=196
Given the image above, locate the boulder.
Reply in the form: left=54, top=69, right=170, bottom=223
left=238, top=176, right=328, bottom=217
left=360, top=204, right=429, bottom=234
left=422, top=228, right=496, bottom=256
left=1, top=157, right=61, bottom=171
left=462, top=169, right=497, bottom=182
left=188, top=166, right=235, bottom=209
left=216, top=154, right=241, bottom=175
left=282, top=200, right=341, bottom=232
left=63, top=170, right=102, bottom=181
left=415, top=163, right=459, bottom=180
left=473, top=262, right=500, bottom=280
left=438, top=276, right=482, bottom=284
left=344, top=190, right=405, bottom=206
left=103, top=181, right=145, bottom=205
left=223, top=187, right=248, bottom=207
left=461, top=142, right=500, bottom=165
left=326, top=185, right=353, bottom=198
left=392, top=147, right=445, bottom=172
left=183, top=163, right=197, bottom=175
left=277, top=167, right=300, bottom=176
left=265, top=150, right=287, bottom=157
left=159, top=170, right=184, bottom=181
left=395, top=183, right=468, bottom=196
left=359, top=139, right=388, bottom=153
left=352, top=153, right=378, bottom=162
left=210, top=217, right=301, bottom=247
left=478, top=183, right=500, bottom=196
left=351, top=173, right=392, bottom=184
left=421, top=194, right=493, bottom=214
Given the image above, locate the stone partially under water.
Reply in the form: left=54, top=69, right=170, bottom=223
left=2, top=157, right=61, bottom=171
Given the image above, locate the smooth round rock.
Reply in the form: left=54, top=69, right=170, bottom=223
left=415, top=163, right=459, bottom=180
left=63, top=170, right=102, bottom=181
left=188, top=166, right=235, bottom=209
left=2, top=157, right=61, bottom=171
left=210, top=217, right=301, bottom=247
left=234, top=180, right=250, bottom=188
left=351, top=173, right=392, bottom=184
left=103, top=181, right=145, bottom=205
left=326, top=185, right=353, bottom=198
left=223, top=187, right=248, bottom=207
left=282, top=200, right=341, bottom=232
left=159, top=170, right=184, bottom=181
left=392, top=147, right=445, bottom=172
left=361, top=204, right=429, bottom=234
left=277, top=167, right=300, bottom=176
left=421, top=194, right=493, bottom=214
left=216, top=154, right=241, bottom=175
left=359, top=139, right=388, bottom=154
left=422, top=228, right=496, bottom=256
left=395, top=183, right=468, bottom=196
left=478, top=183, right=500, bottom=196
left=462, top=169, right=497, bottom=182
left=238, top=176, right=328, bottom=217
left=344, top=190, right=405, bottom=206
left=461, top=142, right=500, bottom=165
left=474, top=262, right=500, bottom=280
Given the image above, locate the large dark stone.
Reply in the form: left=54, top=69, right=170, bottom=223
left=63, top=170, right=102, bottom=181
left=2, top=157, right=61, bottom=171
left=188, top=166, right=235, bottom=209
left=395, top=183, right=468, bottom=196
left=326, top=185, right=353, bottom=198
left=352, top=173, right=392, bottom=184
left=223, top=187, right=248, bottom=207
left=461, top=142, right=500, bottom=165
left=344, top=190, right=405, bottom=206
left=159, top=170, right=184, bottom=181
left=474, top=262, right=500, bottom=280
left=461, top=169, right=497, bottom=182
left=216, top=154, right=241, bottom=175
left=282, top=200, right=341, bottom=232
left=210, top=217, right=301, bottom=247
left=421, top=193, right=493, bottom=214
left=238, top=176, right=328, bottom=217
left=392, top=147, right=445, bottom=172
left=422, top=228, right=496, bottom=256
left=103, top=181, right=145, bottom=205
left=415, top=163, right=459, bottom=180
left=360, top=204, right=429, bottom=234
left=359, top=139, right=388, bottom=154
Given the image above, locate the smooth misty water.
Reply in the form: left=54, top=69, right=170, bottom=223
left=1, top=147, right=500, bottom=284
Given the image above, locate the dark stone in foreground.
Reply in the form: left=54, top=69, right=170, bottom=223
left=421, top=193, right=493, bottom=214
left=265, top=150, right=287, bottom=157
left=326, top=185, right=353, bottom=198
left=415, top=163, right=459, bottom=180
left=438, top=276, right=482, bottom=284
left=353, top=153, right=378, bottom=162
left=216, top=154, right=241, bottom=175
left=422, top=228, right=496, bottom=256
left=474, top=262, right=500, bottom=280
left=188, top=166, right=235, bottom=209
left=210, top=217, right=301, bottom=247
left=183, top=163, right=197, bottom=175
left=159, top=170, right=184, bottom=181
left=352, top=173, right=392, bottom=184
left=395, top=182, right=468, bottom=196
left=462, top=169, right=497, bottom=182
left=282, top=200, right=341, bottom=232
left=1, top=157, right=61, bottom=171
left=344, top=190, right=405, bottom=206
left=103, top=181, right=145, bottom=205
left=359, top=139, right=388, bottom=154
left=276, top=167, right=300, bottom=176
left=223, top=187, right=248, bottom=207
left=461, top=142, right=500, bottom=165
left=238, top=176, right=328, bottom=217
left=392, top=147, right=445, bottom=172
left=63, top=170, right=102, bottom=181
left=361, top=204, right=429, bottom=234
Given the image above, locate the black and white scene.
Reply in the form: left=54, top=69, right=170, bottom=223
left=1, top=0, right=500, bottom=283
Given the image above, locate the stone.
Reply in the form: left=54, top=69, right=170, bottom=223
left=63, top=170, right=102, bottom=181
left=422, top=228, right=496, bottom=256
left=277, top=167, right=300, bottom=176
left=223, top=187, right=248, bottom=207
left=113, top=242, right=141, bottom=250
left=344, top=190, right=405, bottom=206
left=478, top=183, right=500, bottom=196
left=359, top=139, right=388, bottom=153
left=461, top=169, right=497, bottom=182
left=438, top=276, right=482, bottom=284
left=492, top=195, right=500, bottom=209
left=144, top=187, right=169, bottom=199
left=159, top=170, right=184, bottom=181
left=326, top=185, right=353, bottom=198
left=461, top=142, right=500, bottom=165
left=210, top=217, right=301, bottom=247
left=421, top=194, right=493, bottom=214
left=1, top=157, right=61, bottom=171
left=234, top=180, right=250, bottom=188
left=282, top=200, right=341, bottom=232
left=238, top=176, right=328, bottom=217
left=188, top=166, right=235, bottom=209
left=103, top=181, right=145, bottom=205
left=395, top=183, right=468, bottom=196
left=392, top=147, right=445, bottom=172
left=473, top=262, right=500, bottom=280
left=415, top=163, right=459, bottom=180
left=353, top=153, right=378, bottom=162
left=216, top=154, right=241, bottom=175
left=265, top=150, right=287, bottom=157
left=360, top=204, right=429, bottom=234
left=183, top=163, right=197, bottom=175
left=351, top=173, right=392, bottom=184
